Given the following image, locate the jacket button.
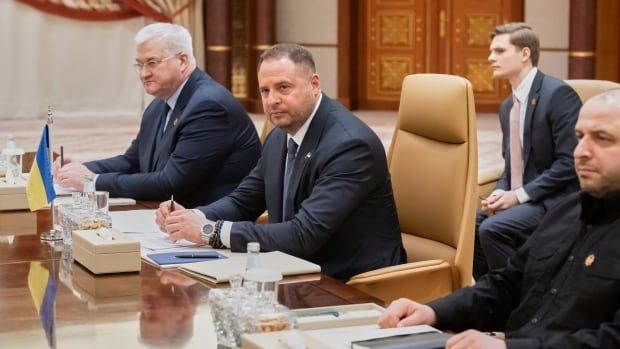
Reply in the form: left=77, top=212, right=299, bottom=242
left=568, top=255, right=575, bottom=262
left=550, top=288, right=558, bottom=295
left=531, top=317, right=539, bottom=324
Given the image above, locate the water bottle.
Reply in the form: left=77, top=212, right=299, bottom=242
left=246, top=242, right=260, bottom=271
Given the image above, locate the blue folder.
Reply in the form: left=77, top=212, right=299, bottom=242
left=147, top=251, right=228, bottom=265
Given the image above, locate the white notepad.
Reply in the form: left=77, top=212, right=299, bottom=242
left=179, top=251, right=321, bottom=284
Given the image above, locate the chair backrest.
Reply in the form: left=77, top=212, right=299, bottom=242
left=565, top=79, right=620, bottom=103
left=388, top=74, right=478, bottom=288
left=259, top=118, right=275, bottom=144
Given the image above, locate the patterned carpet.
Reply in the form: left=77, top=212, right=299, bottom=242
left=0, top=111, right=503, bottom=179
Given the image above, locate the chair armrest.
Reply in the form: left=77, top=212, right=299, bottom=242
left=347, top=260, right=453, bottom=304
left=255, top=211, right=269, bottom=224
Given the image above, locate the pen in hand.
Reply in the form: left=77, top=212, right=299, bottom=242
left=60, top=145, right=64, bottom=167
left=170, top=194, right=175, bottom=212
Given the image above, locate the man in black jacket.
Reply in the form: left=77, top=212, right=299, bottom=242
left=378, top=89, right=620, bottom=348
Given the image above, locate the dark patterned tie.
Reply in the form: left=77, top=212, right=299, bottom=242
left=159, top=104, right=171, bottom=139
left=282, top=138, right=298, bottom=221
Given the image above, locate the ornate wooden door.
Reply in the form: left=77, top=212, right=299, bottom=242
left=355, top=0, right=522, bottom=111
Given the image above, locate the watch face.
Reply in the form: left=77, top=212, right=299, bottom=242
left=202, top=223, right=214, bottom=235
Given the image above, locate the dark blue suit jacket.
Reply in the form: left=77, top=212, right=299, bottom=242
left=198, top=95, right=405, bottom=281
left=86, top=69, right=261, bottom=207
left=495, top=71, right=581, bottom=209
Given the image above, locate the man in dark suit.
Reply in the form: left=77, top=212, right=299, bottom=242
left=156, top=43, right=405, bottom=281
left=474, top=23, right=581, bottom=279
left=54, top=23, right=261, bottom=207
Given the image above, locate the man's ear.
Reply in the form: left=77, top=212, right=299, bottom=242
left=521, top=47, right=531, bottom=63
left=179, top=53, right=190, bottom=72
left=310, top=73, right=321, bottom=96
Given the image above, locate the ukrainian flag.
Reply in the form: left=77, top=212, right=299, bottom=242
left=28, top=261, right=57, bottom=347
left=26, top=125, right=56, bottom=211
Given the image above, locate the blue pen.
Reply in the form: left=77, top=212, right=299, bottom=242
left=174, top=254, right=220, bottom=259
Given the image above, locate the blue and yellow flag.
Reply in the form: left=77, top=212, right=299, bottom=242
left=28, top=261, right=57, bottom=347
left=26, top=125, right=56, bottom=211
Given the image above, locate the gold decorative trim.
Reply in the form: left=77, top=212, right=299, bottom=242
left=252, top=44, right=272, bottom=51
left=207, top=45, right=232, bottom=52
left=569, top=51, right=595, bottom=58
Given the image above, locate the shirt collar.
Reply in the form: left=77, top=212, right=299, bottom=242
left=288, top=93, right=323, bottom=149
left=164, top=76, right=190, bottom=111
left=580, top=191, right=620, bottom=223
left=512, top=67, right=538, bottom=105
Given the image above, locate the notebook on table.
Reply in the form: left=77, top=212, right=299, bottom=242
left=146, top=251, right=228, bottom=265
left=179, top=251, right=321, bottom=284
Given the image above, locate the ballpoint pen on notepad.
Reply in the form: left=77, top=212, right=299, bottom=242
left=174, top=254, right=219, bottom=259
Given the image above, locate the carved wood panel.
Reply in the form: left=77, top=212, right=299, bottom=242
left=356, top=0, right=522, bottom=111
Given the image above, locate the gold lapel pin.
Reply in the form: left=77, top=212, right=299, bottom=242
left=305, top=152, right=312, bottom=159
left=173, top=118, right=178, bottom=127
left=584, top=253, right=596, bottom=267
left=531, top=98, right=537, bottom=105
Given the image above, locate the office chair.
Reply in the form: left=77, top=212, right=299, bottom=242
left=565, top=79, right=620, bottom=103
left=347, top=74, right=478, bottom=304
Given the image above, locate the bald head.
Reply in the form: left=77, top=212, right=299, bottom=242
left=573, top=89, right=620, bottom=198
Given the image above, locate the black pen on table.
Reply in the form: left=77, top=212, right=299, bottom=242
left=174, top=254, right=220, bottom=259
left=60, top=145, right=64, bottom=167
left=170, top=194, right=175, bottom=212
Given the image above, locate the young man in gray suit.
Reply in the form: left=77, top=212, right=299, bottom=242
left=474, top=23, right=581, bottom=279
left=54, top=23, right=261, bottom=207
left=156, top=43, right=405, bottom=281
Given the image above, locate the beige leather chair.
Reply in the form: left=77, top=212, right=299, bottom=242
left=259, top=118, right=275, bottom=144
left=347, top=74, right=478, bottom=304
left=565, top=79, right=620, bottom=103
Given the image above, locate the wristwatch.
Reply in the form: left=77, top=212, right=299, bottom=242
left=201, top=222, right=216, bottom=245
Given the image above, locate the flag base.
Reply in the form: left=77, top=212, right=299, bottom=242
left=40, top=229, right=63, bottom=242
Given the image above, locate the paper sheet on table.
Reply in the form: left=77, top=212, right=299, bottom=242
left=111, top=209, right=160, bottom=233
left=305, top=324, right=439, bottom=349
left=54, top=182, right=76, bottom=195
left=130, top=231, right=196, bottom=250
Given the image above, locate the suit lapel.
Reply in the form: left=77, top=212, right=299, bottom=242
left=522, top=71, right=544, bottom=167
left=146, top=101, right=168, bottom=171
left=284, top=96, right=330, bottom=218
left=151, top=69, right=201, bottom=170
left=264, top=129, right=287, bottom=222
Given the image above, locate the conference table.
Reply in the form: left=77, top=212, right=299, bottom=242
left=0, top=203, right=381, bottom=348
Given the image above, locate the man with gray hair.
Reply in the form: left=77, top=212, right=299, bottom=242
left=55, top=23, right=261, bottom=207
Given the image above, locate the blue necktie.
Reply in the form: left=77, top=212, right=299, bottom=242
left=282, top=138, right=298, bottom=221
left=160, top=104, right=171, bottom=139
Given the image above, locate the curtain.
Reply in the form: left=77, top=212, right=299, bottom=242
left=0, top=1, right=146, bottom=120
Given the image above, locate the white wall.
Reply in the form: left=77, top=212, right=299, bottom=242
left=276, top=0, right=338, bottom=98
left=0, top=1, right=146, bottom=120
left=525, top=0, right=570, bottom=79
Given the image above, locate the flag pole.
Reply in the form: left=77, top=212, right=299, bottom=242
left=41, top=106, right=62, bottom=242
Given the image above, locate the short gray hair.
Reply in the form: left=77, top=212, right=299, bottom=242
left=135, top=23, right=195, bottom=66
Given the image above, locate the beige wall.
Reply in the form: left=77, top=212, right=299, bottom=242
left=523, top=0, right=570, bottom=79
left=276, top=0, right=338, bottom=97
